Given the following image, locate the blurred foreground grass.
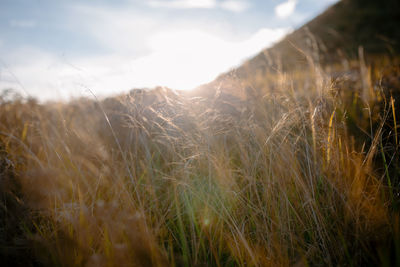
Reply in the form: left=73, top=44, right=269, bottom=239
left=0, top=55, right=399, bottom=266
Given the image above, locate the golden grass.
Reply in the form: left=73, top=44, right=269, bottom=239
left=0, top=58, right=399, bottom=266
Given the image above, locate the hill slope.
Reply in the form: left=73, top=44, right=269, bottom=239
left=193, top=0, right=400, bottom=98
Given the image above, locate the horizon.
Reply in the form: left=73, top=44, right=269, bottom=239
left=0, top=0, right=338, bottom=101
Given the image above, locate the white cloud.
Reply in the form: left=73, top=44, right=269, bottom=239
left=275, top=0, right=297, bottom=18
left=9, top=19, right=37, bottom=28
left=148, top=0, right=216, bottom=9
left=219, top=0, right=250, bottom=13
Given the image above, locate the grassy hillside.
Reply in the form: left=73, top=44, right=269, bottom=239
left=1, top=57, right=400, bottom=266
left=195, top=0, right=400, bottom=98
left=1, top=0, right=400, bottom=266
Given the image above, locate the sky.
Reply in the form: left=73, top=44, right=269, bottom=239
left=0, top=0, right=338, bottom=101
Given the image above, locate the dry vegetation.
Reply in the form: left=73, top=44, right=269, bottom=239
left=0, top=54, right=399, bottom=266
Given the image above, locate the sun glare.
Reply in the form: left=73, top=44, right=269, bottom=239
left=130, top=28, right=288, bottom=91
left=0, top=28, right=287, bottom=100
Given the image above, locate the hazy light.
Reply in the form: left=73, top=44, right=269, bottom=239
left=124, top=27, right=288, bottom=90
left=0, top=27, right=288, bottom=100
left=0, top=0, right=341, bottom=100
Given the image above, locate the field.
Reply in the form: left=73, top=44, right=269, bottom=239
left=1, top=51, right=399, bottom=266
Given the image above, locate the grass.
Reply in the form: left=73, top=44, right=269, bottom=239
left=0, top=55, right=399, bottom=266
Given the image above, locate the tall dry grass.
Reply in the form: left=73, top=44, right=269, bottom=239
left=0, top=58, right=399, bottom=266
